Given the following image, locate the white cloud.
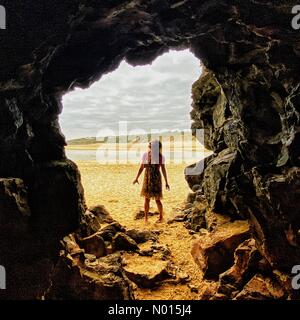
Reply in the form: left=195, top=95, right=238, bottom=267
left=60, top=49, right=202, bottom=139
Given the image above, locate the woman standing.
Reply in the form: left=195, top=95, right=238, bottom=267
left=133, top=140, right=170, bottom=223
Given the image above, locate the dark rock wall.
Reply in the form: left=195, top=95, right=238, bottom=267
left=190, top=64, right=300, bottom=270
left=0, top=0, right=299, bottom=298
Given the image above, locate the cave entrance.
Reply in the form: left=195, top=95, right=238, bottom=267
left=60, top=49, right=207, bottom=229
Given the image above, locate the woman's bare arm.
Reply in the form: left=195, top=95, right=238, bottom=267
left=133, top=164, right=144, bottom=184
left=161, top=164, right=170, bottom=190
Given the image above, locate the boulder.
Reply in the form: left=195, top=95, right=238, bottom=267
left=126, top=229, right=158, bottom=244
left=112, top=232, right=139, bottom=252
left=80, top=210, right=102, bottom=236
left=184, top=221, right=192, bottom=229
left=47, top=252, right=134, bottom=300
left=89, top=205, right=114, bottom=224
left=151, top=243, right=172, bottom=260
left=217, top=239, right=262, bottom=297
left=98, top=222, right=125, bottom=242
left=105, top=242, right=114, bottom=255
left=62, top=234, right=84, bottom=256
left=80, top=232, right=106, bottom=258
left=84, top=254, right=97, bottom=262
left=191, top=220, right=250, bottom=279
left=123, top=257, right=175, bottom=288
left=138, top=248, right=155, bottom=257
left=195, top=194, right=206, bottom=202
left=176, top=272, right=191, bottom=284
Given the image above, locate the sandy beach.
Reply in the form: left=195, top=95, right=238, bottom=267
left=76, top=161, right=205, bottom=300
left=79, top=162, right=190, bottom=225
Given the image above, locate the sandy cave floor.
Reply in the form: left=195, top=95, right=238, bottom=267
left=77, top=161, right=205, bottom=300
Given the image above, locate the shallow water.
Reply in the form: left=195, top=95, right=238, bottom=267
left=66, top=149, right=212, bottom=164
left=66, top=149, right=97, bottom=161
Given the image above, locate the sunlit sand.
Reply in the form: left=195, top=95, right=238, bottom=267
left=75, top=160, right=205, bottom=300
left=66, top=132, right=211, bottom=300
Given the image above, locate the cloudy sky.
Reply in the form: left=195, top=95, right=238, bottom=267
left=60, top=49, right=202, bottom=140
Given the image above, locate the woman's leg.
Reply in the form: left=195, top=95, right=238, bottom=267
left=144, top=198, right=150, bottom=222
left=155, top=199, right=163, bottom=222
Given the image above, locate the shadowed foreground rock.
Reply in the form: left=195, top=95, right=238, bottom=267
left=191, top=220, right=250, bottom=279
left=217, top=239, right=265, bottom=298
left=112, top=232, right=139, bottom=252
left=47, top=249, right=134, bottom=300
left=46, top=210, right=143, bottom=300
left=79, top=232, right=107, bottom=258
left=0, top=174, right=84, bottom=300
left=126, top=229, right=159, bottom=244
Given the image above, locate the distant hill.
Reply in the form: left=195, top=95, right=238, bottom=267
left=67, top=137, right=99, bottom=145
left=67, top=130, right=193, bottom=145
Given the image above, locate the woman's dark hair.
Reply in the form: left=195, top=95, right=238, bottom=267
left=149, top=140, right=163, bottom=164
left=150, top=140, right=162, bottom=152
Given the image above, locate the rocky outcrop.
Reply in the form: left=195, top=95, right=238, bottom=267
left=46, top=208, right=169, bottom=299
left=217, top=239, right=265, bottom=298
left=123, top=258, right=175, bottom=289
left=47, top=249, right=134, bottom=300
left=47, top=208, right=189, bottom=298
left=89, top=205, right=114, bottom=224
left=191, top=69, right=227, bottom=152
left=126, top=229, right=159, bottom=244
left=79, top=232, right=107, bottom=258
left=112, top=232, right=139, bottom=252
left=1, top=0, right=300, bottom=299
left=189, top=67, right=300, bottom=273
left=29, top=160, right=86, bottom=240
left=121, top=242, right=191, bottom=290
left=0, top=178, right=54, bottom=299
left=191, top=220, right=250, bottom=279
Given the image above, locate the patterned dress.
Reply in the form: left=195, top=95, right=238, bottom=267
left=140, top=152, right=165, bottom=200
